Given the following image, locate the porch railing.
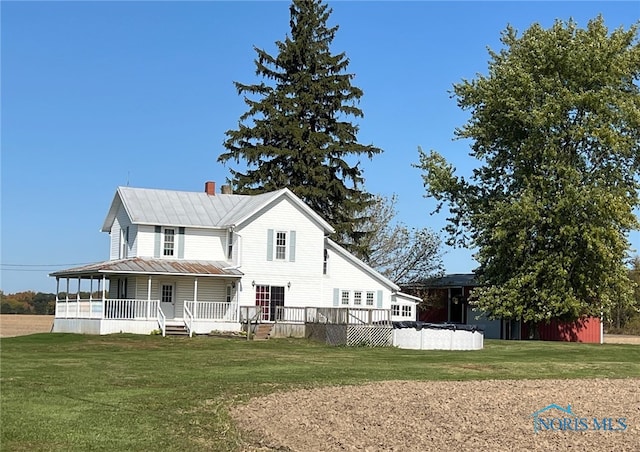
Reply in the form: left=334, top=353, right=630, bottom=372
left=55, top=299, right=159, bottom=320
left=184, top=301, right=238, bottom=322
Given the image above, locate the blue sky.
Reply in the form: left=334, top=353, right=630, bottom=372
left=2, top=1, right=639, bottom=294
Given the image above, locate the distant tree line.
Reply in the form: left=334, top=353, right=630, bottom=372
left=0, top=291, right=102, bottom=315
left=0, top=291, right=56, bottom=314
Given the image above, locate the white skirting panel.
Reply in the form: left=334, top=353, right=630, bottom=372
left=192, top=321, right=241, bottom=335
left=52, top=319, right=102, bottom=335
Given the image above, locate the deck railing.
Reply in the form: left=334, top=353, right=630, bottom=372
left=55, top=299, right=159, bottom=320
left=306, top=307, right=391, bottom=326
left=274, top=306, right=306, bottom=324
left=239, top=306, right=263, bottom=323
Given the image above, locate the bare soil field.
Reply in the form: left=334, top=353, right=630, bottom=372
left=0, top=314, right=53, bottom=338
left=232, top=378, right=640, bottom=451
left=605, top=334, right=640, bottom=345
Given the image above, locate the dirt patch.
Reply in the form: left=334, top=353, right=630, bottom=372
left=232, top=378, right=639, bottom=451
left=0, top=315, right=53, bottom=338
left=605, top=334, right=640, bottom=345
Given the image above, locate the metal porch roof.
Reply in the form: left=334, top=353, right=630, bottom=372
left=50, top=257, right=244, bottom=278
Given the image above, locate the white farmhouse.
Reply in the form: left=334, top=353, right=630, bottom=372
left=51, top=182, right=420, bottom=336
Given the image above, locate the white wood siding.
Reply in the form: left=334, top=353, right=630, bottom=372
left=183, top=228, right=226, bottom=261
left=235, top=198, right=326, bottom=308
left=321, top=248, right=393, bottom=308
left=135, top=225, right=156, bottom=258
left=132, top=225, right=226, bottom=261
left=109, top=204, right=133, bottom=260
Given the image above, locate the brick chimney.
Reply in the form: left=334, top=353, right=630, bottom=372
left=204, top=181, right=216, bottom=196
left=221, top=185, right=233, bottom=195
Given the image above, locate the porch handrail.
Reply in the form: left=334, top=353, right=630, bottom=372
left=157, top=305, right=166, bottom=337
left=247, top=308, right=262, bottom=341
left=184, top=302, right=194, bottom=338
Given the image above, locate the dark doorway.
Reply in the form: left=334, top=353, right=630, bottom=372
left=449, top=287, right=465, bottom=323
left=270, top=286, right=285, bottom=321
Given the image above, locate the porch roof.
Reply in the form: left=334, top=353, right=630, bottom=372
left=50, top=257, right=244, bottom=279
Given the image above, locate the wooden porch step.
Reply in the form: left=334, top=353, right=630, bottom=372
left=253, top=324, right=273, bottom=340
left=165, top=324, right=189, bottom=336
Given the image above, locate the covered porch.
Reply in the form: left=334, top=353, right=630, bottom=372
left=50, top=257, right=243, bottom=336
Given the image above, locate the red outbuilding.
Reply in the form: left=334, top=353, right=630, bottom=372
left=402, top=274, right=603, bottom=343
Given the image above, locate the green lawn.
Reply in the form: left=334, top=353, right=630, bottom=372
left=1, top=334, right=638, bottom=451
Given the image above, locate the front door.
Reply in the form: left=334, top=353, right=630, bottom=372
left=160, top=283, right=175, bottom=319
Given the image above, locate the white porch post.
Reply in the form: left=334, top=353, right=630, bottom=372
left=65, top=278, right=70, bottom=318
left=193, top=278, right=198, bottom=320
left=55, top=278, right=60, bottom=318
left=89, top=277, right=93, bottom=318
left=102, top=275, right=106, bottom=319
left=77, top=277, right=81, bottom=317
left=147, top=276, right=152, bottom=319
left=236, top=280, right=241, bottom=322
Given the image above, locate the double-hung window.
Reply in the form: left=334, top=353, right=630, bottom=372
left=341, top=290, right=350, bottom=306
left=402, top=305, right=412, bottom=317
left=227, top=230, right=234, bottom=259
left=163, top=228, right=175, bottom=256
left=275, top=231, right=287, bottom=260
left=323, top=249, right=329, bottom=275
left=366, top=292, right=375, bottom=306
left=354, top=291, right=362, bottom=306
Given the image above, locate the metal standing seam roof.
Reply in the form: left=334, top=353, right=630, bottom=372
left=421, top=273, right=477, bottom=288
left=49, top=257, right=244, bottom=278
left=102, top=186, right=334, bottom=232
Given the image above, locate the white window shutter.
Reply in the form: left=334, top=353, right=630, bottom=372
left=376, top=290, right=383, bottom=308
left=333, top=288, right=339, bottom=306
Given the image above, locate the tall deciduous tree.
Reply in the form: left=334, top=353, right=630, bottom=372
left=219, top=0, right=381, bottom=254
left=416, top=17, right=640, bottom=323
left=355, top=195, right=444, bottom=285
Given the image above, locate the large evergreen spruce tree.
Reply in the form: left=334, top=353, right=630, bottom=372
left=219, top=0, right=381, bottom=254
